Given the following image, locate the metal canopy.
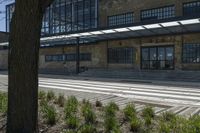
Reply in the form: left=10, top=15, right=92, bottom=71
left=40, top=17, right=200, bottom=47
left=1, top=17, right=200, bottom=47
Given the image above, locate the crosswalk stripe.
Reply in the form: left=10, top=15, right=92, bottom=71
left=39, top=78, right=200, bottom=92
left=39, top=80, right=200, bottom=97
left=39, top=81, right=200, bottom=102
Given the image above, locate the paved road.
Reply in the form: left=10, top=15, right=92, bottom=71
left=0, top=74, right=200, bottom=117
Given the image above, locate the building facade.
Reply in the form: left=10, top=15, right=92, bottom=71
left=4, top=0, right=200, bottom=72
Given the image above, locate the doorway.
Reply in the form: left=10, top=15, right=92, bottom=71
left=141, top=45, right=174, bottom=70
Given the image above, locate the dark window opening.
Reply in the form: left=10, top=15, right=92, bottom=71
left=108, top=47, right=134, bottom=64
left=45, top=54, right=64, bottom=62
left=108, top=12, right=134, bottom=27
left=182, top=43, right=200, bottom=63
left=45, top=53, right=91, bottom=62
left=183, top=1, right=200, bottom=16
left=141, top=5, right=175, bottom=21
left=6, top=0, right=98, bottom=36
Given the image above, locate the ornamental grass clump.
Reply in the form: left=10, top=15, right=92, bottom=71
left=0, top=92, right=7, bottom=114
left=41, top=103, right=57, bottom=125
left=141, top=106, right=155, bottom=127
left=104, top=102, right=120, bottom=133
left=46, top=90, right=55, bottom=101
left=161, top=111, right=176, bottom=122
left=188, top=115, right=200, bottom=133
left=79, top=124, right=97, bottom=133
left=64, top=96, right=79, bottom=118
left=64, top=96, right=79, bottom=129
left=38, top=90, right=46, bottom=100
left=123, top=103, right=136, bottom=121
left=56, top=93, right=65, bottom=107
left=95, top=100, right=102, bottom=107
left=82, top=100, right=96, bottom=124
left=130, top=117, right=142, bottom=132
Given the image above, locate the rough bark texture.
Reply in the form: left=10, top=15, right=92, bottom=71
left=7, top=0, right=53, bottom=132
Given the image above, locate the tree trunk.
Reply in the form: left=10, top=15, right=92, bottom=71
left=6, top=0, right=48, bottom=132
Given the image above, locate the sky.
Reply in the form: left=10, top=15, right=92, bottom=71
left=0, top=0, right=14, bottom=32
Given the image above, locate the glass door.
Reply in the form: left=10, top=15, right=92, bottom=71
left=141, top=46, right=174, bottom=70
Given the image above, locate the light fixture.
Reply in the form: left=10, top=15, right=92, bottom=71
left=90, top=31, right=104, bottom=35
left=179, top=19, right=200, bottom=25
left=160, top=21, right=180, bottom=27
left=69, top=34, right=81, bottom=37
left=114, top=28, right=130, bottom=32
left=0, top=42, right=8, bottom=46
left=128, top=26, right=145, bottom=31
left=144, top=24, right=161, bottom=29
left=79, top=32, right=92, bottom=36
left=101, top=29, right=116, bottom=33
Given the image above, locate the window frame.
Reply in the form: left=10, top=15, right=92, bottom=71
left=107, top=47, right=134, bottom=64
left=107, top=12, right=134, bottom=27
left=141, top=5, right=175, bottom=22
left=182, top=43, right=200, bottom=64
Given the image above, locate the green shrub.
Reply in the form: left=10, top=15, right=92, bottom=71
left=0, top=92, right=7, bottom=113
left=82, top=101, right=96, bottom=124
left=95, top=100, right=102, bottom=107
left=38, top=90, right=46, bottom=100
left=142, top=106, right=155, bottom=118
left=41, top=104, right=57, bottom=125
left=123, top=103, right=136, bottom=121
left=66, top=115, right=79, bottom=129
left=79, top=124, right=97, bottom=133
left=56, top=94, right=65, bottom=107
left=46, top=91, right=55, bottom=101
left=130, top=117, right=141, bottom=132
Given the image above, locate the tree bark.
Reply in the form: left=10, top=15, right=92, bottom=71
left=7, top=0, right=53, bottom=132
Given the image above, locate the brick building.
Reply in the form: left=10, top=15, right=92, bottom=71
left=2, top=0, right=200, bottom=73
